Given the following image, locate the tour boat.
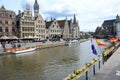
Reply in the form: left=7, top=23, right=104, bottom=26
left=65, top=40, right=78, bottom=46
left=12, top=47, right=36, bottom=54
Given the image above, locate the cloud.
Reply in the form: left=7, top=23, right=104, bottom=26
left=2, top=0, right=120, bottom=32
left=43, top=9, right=73, bottom=19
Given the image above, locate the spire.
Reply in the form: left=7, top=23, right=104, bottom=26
left=73, top=14, right=77, bottom=24
left=116, top=15, right=120, bottom=22
left=35, top=0, right=38, bottom=4
left=34, top=0, right=39, bottom=9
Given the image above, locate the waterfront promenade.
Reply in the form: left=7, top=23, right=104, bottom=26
left=90, top=47, right=120, bottom=80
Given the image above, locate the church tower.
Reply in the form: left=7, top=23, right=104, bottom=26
left=72, top=14, right=79, bottom=38
left=34, top=0, right=39, bottom=17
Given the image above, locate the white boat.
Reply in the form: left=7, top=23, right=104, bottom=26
left=65, top=40, right=78, bottom=46
left=12, top=47, right=36, bottom=54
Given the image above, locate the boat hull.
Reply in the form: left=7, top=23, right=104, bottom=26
left=12, top=47, right=36, bottom=54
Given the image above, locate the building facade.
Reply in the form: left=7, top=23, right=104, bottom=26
left=35, top=14, right=46, bottom=40
left=0, top=6, right=16, bottom=37
left=94, top=15, right=120, bottom=38
left=17, top=4, right=35, bottom=38
left=46, top=19, right=62, bottom=40
left=57, top=19, right=70, bottom=39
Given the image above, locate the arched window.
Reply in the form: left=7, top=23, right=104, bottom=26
left=0, top=26, right=2, bottom=32
left=5, top=27, right=8, bottom=32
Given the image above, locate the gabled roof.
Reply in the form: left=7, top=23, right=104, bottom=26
left=34, top=14, right=44, bottom=20
left=102, top=19, right=116, bottom=26
left=46, top=21, right=53, bottom=29
left=57, top=20, right=65, bottom=27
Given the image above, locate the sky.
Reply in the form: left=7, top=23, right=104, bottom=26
left=0, top=0, right=120, bottom=32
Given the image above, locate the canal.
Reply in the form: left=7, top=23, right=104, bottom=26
left=0, top=39, right=106, bottom=80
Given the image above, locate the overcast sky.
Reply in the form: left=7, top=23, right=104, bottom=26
left=1, top=0, right=120, bottom=32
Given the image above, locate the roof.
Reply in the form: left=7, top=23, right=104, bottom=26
left=102, top=19, right=116, bottom=26
left=57, top=20, right=65, bottom=28
left=46, top=21, right=53, bottom=29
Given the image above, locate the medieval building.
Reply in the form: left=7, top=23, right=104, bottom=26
left=0, top=6, right=16, bottom=37
left=16, top=4, right=35, bottom=38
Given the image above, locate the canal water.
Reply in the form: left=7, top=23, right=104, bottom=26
left=0, top=39, right=107, bottom=80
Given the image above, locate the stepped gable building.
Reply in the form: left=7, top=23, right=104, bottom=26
left=57, top=18, right=70, bottom=39
left=16, top=4, right=35, bottom=38
left=35, top=14, right=46, bottom=40
left=0, top=6, right=16, bottom=37
left=46, top=18, right=62, bottom=40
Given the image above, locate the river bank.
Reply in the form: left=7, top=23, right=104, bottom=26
left=0, top=39, right=88, bottom=55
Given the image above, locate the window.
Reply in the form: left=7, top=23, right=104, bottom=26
left=5, top=27, right=8, bottom=32
left=12, top=27, right=15, bottom=32
left=0, top=26, right=2, bottom=32
left=38, top=20, right=40, bottom=23
left=0, top=21, right=2, bottom=24
left=5, top=21, right=8, bottom=24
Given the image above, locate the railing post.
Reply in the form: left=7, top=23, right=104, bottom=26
left=86, top=71, right=88, bottom=80
left=102, top=53, right=104, bottom=64
left=93, top=65, right=95, bottom=75
left=99, top=61, right=100, bottom=69
left=86, top=63, right=88, bottom=80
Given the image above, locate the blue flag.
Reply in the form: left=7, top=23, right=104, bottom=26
left=91, top=39, right=98, bottom=55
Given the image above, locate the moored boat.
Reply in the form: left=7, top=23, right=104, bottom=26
left=65, top=40, right=78, bottom=46
left=12, top=47, right=36, bottom=54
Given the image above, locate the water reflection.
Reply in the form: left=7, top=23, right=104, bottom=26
left=0, top=39, right=107, bottom=80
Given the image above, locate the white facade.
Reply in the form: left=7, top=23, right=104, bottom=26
left=116, top=23, right=120, bottom=36
left=35, top=14, right=46, bottom=40
left=46, top=19, right=62, bottom=39
left=116, top=15, right=120, bottom=37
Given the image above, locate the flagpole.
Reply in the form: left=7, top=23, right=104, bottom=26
left=97, top=45, right=104, bottom=64
left=95, top=39, right=105, bottom=64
